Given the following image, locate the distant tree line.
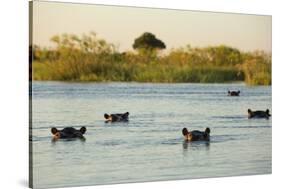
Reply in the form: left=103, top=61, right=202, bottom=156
left=31, top=32, right=271, bottom=85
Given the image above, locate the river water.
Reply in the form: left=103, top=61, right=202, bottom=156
left=30, top=82, right=271, bottom=188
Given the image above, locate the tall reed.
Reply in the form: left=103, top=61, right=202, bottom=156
left=31, top=33, right=271, bottom=85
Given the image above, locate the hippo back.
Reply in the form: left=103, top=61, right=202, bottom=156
left=60, top=127, right=83, bottom=138
left=252, top=111, right=270, bottom=118
left=248, top=109, right=271, bottom=119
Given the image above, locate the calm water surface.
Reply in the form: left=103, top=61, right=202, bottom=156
left=31, top=82, right=272, bottom=188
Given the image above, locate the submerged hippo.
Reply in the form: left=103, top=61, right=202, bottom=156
left=104, top=112, right=129, bottom=122
left=51, top=127, right=86, bottom=141
left=248, top=109, right=271, bottom=119
left=228, top=90, right=240, bottom=96
left=182, top=127, right=210, bottom=141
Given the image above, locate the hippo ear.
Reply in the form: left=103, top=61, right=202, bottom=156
left=125, top=112, right=129, bottom=116
left=51, top=128, right=58, bottom=135
left=205, top=127, right=210, bottom=134
left=182, top=128, right=188, bottom=136
left=104, top=114, right=109, bottom=119
left=248, top=109, right=252, bottom=113
left=80, top=127, right=86, bottom=134
left=266, top=109, right=270, bottom=114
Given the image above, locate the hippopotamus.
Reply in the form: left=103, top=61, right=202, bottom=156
left=248, top=109, right=271, bottom=119
left=182, top=127, right=210, bottom=141
left=104, top=112, right=129, bottom=122
left=228, top=90, right=240, bottom=96
left=51, top=127, right=86, bottom=140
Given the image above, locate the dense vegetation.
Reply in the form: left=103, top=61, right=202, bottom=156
left=31, top=32, right=271, bottom=85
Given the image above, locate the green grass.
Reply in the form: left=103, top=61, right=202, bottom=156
left=32, top=60, right=244, bottom=83
left=32, top=54, right=271, bottom=85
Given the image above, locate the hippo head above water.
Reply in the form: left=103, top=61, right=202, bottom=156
left=228, top=90, right=240, bottom=96
left=51, top=127, right=87, bottom=141
left=104, top=112, right=129, bottom=122
left=182, top=127, right=210, bottom=141
left=248, top=109, right=271, bottom=119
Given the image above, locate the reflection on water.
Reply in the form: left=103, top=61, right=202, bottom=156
left=51, top=137, right=86, bottom=143
left=182, top=141, right=210, bottom=150
left=31, top=82, right=272, bottom=188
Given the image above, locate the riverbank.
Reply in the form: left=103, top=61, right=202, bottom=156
left=31, top=34, right=271, bottom=85
left=32, top=58, right=271, bottom=85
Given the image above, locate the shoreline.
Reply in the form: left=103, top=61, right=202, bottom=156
left=31, top=80, right=271, bottom=86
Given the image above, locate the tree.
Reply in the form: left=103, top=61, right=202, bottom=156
left=133, top=32, right=166, bottom=62
left=133, top=32, right=166, bottom=51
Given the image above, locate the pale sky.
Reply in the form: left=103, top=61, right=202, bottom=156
left=32, top=1, right=272, bottom=52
